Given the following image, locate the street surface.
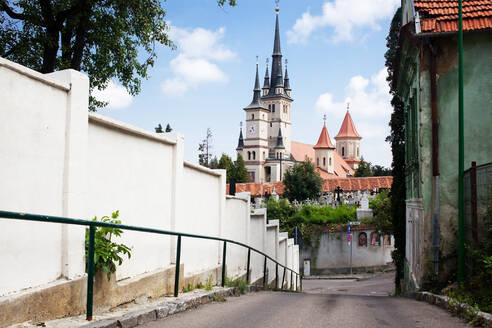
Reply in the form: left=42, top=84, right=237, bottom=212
left=142, top=273, right=469, bottom=328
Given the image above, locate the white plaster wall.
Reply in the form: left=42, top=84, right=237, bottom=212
left=278, top=234, right=287, bottom=288
left=0, top=59, right=87, bottom=295
left=286, top=239, right=293, bottom=287
left=87, top=116, right=176, bottom=280
left=265, top=220, right=279, bottom=283
left=249, top=210, right=266, bottom=283
left=178, top=164, right=224, bottom=276
left=223, top=195, right=249, bottom=278
left=293, top=245, right=299, bottom=289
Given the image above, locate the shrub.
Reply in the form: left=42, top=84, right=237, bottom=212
left=85, top=210, right=132, bottom=281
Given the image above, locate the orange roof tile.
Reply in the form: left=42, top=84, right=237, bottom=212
left=229, top=176, right=393, bottom=197
left=290, top=141, right=354, bottom=178
left=414, top=0, right=492, bottom=33
left=313, top=124, right=336, bottom=149
left=335, top=110, right=362, bottom=139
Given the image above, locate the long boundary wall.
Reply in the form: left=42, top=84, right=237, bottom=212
left=0, top=58, right=299, bottom=327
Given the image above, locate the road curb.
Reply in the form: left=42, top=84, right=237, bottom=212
left=413, top=291, right=492, bottom=327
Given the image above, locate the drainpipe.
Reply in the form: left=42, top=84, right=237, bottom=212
left=428, top=39, right=440, bottom=276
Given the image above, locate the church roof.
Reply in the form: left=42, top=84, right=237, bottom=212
left=228, top=176, right=393, bottom=196
left=313, top=124, right=336, bottom=149
left=236, top=128, right=244, bottom=150
left=335, top=110, right=362, bottom=139
left=290, top=141, right=354, bottom=177
left=284, top=67, right=291, bottom=91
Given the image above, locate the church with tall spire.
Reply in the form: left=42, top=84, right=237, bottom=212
left=236, top=5, right=362, bottom=183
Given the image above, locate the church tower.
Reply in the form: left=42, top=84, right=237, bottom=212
left=240, top=5, right=293, bottom=183
left=334, top=107, right=362, bottom=170
left=314, top=120, right=336, bottom=174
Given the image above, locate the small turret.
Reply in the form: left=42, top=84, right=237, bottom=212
left=244, top=59, right=267, bottom=110
left=275, top=127, right=285, bottom=149
left=284, top=59, right=291, bottom=97
left=263, top=59, right=270, bottom=96
left=236, top=123, right=244, bottom=151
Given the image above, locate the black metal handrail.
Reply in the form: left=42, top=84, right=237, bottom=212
left=0, top=210, right=300, bottom=321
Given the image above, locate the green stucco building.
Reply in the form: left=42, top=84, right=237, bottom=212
left=397, top=0, right=492, bottom=290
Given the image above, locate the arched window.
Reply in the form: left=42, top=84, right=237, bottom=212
left=329, top=157, right=332, bottom=166
left=317, top=158, right=319, bottom=166
left=252, top=114, right=255, bottom=120
left=357, top=147, right=359, bottom=157
left=323, top=157, right=326, bottom=166
left=252, top=151, right=256, bottom=160
left=268, top=104, right=271, bottom=111
left=248, top=152, right=251, bottom=160
left=263, top=151, right=266, bottom=160
left=272, top=104, right=275, bottom=112
left=342, top=147, right=345, bottom=156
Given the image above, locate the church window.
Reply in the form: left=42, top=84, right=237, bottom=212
left=248, top=152, right=251, bottom=160
left=329, top=157, right=332, bottom=166
left=272, top=104, right=275, bottom=112
left=252, top=114, right=254, bottom=120
left=342, top=147, right=345, bottom=157
left=323, top=157, right=326, bottom=166
left=268, top=104, right=271, bottom=110
left=317, top=158, right=319, bottom=166
left=253, top=151, right=256, bottom=160
left=357, top=147, right=359, bottom=157
left=270, top=122, right=272, bottom=127
left=263, top=151, right=266, bottom=160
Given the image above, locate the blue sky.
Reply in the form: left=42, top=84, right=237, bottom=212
left=95, top=0, right=400, bottom=167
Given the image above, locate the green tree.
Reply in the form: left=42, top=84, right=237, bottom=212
left=369, top=190, right=392, bottom=234
left=234, top=154, right=248, bottom=183
left=165, top=123, right=172, bottom=132
left=0, top=0, right=236, bottom=110
left=283, top=160, right=322, bottom=202
left=218, top=153, right=234, bottom=182
left=209, top=156, right=219, bottom=169
left=155, top=124, right=163, bottom=133
left=354, top=158, right=373, bottom=177
left=372, top=165, right=392, bottom=176
left=385, top=6, right=406, bottom=294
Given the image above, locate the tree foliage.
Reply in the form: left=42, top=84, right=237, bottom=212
left=234, top=154, right=248, bottom=183
left=0, top=0, right=236, bottom=110
left=212, top=153, right=248, bottom=183
left=354, top=158, right=373, bottom=177
left=85, top=210, right=131, bottom=281
left=369, top=190, right=392, bottom=234
left=283, top=160, right=322, bottom=202
left=384, top=7, right=406, bottom=294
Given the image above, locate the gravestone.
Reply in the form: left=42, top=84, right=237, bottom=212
left=356, top=192, right=373, bottom=219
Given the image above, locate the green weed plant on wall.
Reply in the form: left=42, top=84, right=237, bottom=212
left=85, top=210, right=132, bottom=281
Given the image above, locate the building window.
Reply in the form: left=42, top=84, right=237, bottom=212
left=252, top=151, right=256, bottom=160
left=248, top=152, right=251, bottom=160
left=268, top=104, right=271, bottom=111
left=323, top=157, right=326, bottom=166
left=357, top=147, right=359, bottom=157
left=329, top=157, right=332, bottom=166
left=263, top=151, right=266, bottom=160
left=272, top=104, right=275, bottom=112
left=252, top=114, right=254, bottom=120
left=342, top=147, right=345, bottom=156
left=270, top=122, right=272, bottom=127
left=317, top=158, right=319, bottom=166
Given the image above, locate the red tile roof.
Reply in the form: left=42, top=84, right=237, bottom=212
left=414, top=0, right=492, bottom=33
left=335, top=110, right=362, bottom=139
left=228, top=176, right=393, bottom=197
left=291, top=141, right=354, bottom=177
left=313, top=124, right=336, bottom=149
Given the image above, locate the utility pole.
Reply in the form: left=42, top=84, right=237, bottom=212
left=457, top=0, right=465, bottom=284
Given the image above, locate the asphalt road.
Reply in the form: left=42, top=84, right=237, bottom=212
left=142, top=273, right=469, bottom=328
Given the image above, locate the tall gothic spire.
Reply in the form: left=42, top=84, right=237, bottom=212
left=269, top=7, right=283, bottom=95
left=245, top=60, right=266, bottom=109
left=284, top=59, right=291, bottom=91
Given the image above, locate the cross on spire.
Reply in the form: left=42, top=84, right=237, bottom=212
left=323, top=114, right=327, bottom=125
left=347, top=102, right=350, bottom=111
left=240, top=121, right=243, bottom=128
left=256, top=55, right=259, bottom=65
left=285, top=58, right=288, bottom=67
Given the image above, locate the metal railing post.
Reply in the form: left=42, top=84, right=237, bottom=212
left=246, top=248, right=251, bottom=283
left=290, top=271, right=293, bottom=290
left=275, top=263, right=278, bottom=289
left=281, top=267, right=285, bottom=290
left=263, top=256, right=267, bottom=287
left=221, top=241, right=227, bottom=287
left=174, top=235, right=181, bottom=297
left=300, top=275, right=303, bottom=292
left=86, top=225, right=95, bottom=321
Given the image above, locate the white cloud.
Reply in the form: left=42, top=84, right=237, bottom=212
left=287, top=0, right=399, bottom=43
left=161, top=25, right=235, bottom=97
left=315, top=68, right=392, bottom=166
left=92, top=81, right=133, bottom=109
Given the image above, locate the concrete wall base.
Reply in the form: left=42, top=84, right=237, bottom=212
left=309, top=263, right=394, bottom=276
